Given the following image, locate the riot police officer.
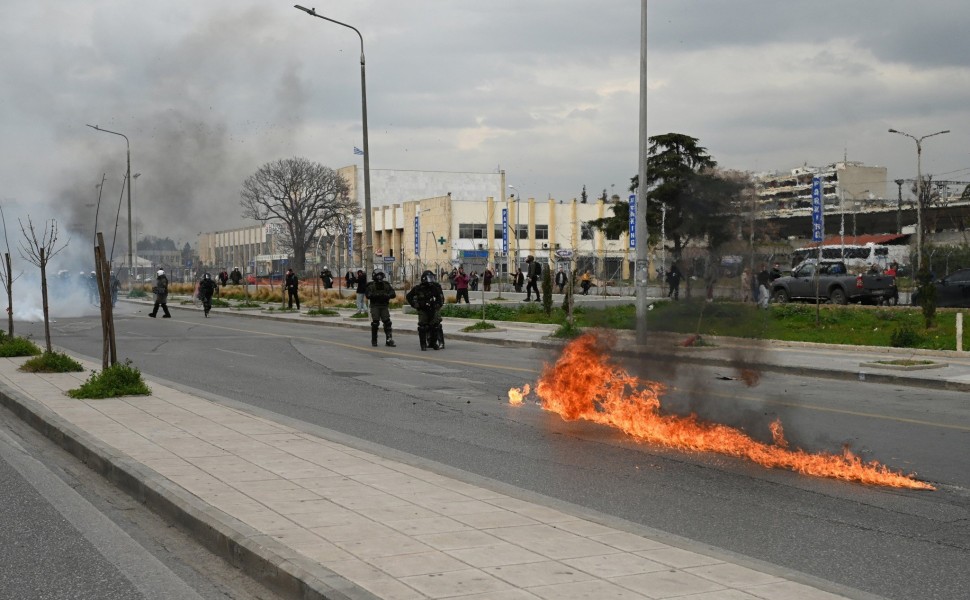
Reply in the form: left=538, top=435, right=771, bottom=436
left=198, top=273, right=217, bottom=317
left=406, top=270, right=445, bottom=351
left=365, top=269, right=396, bottom=347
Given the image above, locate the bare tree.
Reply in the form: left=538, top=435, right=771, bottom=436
left=0, top=205, right=23, bottom=336
left=240, top=157, right=358, bottom=272
left=19, top=218, right=69, bottom=352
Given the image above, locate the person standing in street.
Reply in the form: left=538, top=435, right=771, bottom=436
left=284, top=268, right=300, bottom=310
left=513, top=267, right=525, bottom=293
left=406, top=270, right=445, bottom=351
left=198, top=272, right=217, bottom=317
left=580, top=270, right=592, bottom=295
left=454, top=267, right=470, bottom=304
left=365, top=270, right=396, bottom=347
left=555, top=266, right=567, bottom=294
left=320, top=268, right=333, bottom=289
left=149, top=269, right=171, bottom=318
left=524, top=255, right=541, bottom=301
left=482, top=267, right=493, bottom=292
left=354, top=269, right=368, bottom=313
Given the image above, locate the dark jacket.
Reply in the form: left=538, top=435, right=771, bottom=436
left=355, top=272, right=368, bottom=294
left=152, top=275, right=169, bottom=302
left=199, top=277, right=216, bottom=299
left=285, top=271, right=299, bottom=291
left=406, top=282, right=444, bottom=312
left=365, top=279, right=396, bottom=306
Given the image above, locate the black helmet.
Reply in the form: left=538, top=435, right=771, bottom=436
left=203, top=273, right=211, bottom=280
left=421, top=270, right=436, bottom=284
left=373, top=270, right=385, bottom=282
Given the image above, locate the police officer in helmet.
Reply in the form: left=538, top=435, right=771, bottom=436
left=365, top=269, right=396, bottom=347
left=406, top=270, right=445, bottom=350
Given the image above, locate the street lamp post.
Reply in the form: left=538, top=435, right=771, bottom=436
left=894, top=178, right=905, bottom=234
left=508, top=185, right=521, bottom=274
left=888, top=128, right=950, bottom=271
left=295, top=5, right=374, bottom=275
left=86, top=124, right=133, bottom=286
left=845, top=189, right=870, bottom=238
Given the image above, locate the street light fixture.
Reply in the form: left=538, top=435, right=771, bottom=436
left=888, top=127, right=950, bottom=271
left=86, top=124, right=133, bottom=286
left=894, top=178, right=905, bottom=234
left=295, top=5, right=374, bottom=275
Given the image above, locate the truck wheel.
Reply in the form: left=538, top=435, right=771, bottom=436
left=771, top=289, right=789, bottom=304
left=830, top=288, right=848, bottom=305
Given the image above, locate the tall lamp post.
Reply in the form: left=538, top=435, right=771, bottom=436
left=86, top=124, right=133, bottom=286
left=508, top=185, right=521, bottom=272
left=894, top=178, right=905, bottom=234
left=846, top=189, right=870, bottom=238
left=888, top=128, right=950, bottom=271
left=295, top=5, right=374, bottom=275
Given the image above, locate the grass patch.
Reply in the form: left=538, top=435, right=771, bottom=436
left=461, top=320, right=497, bottom=332
left=874, top=359, right=935, bottom=366
left=68, top=359, right=151, bottom=399
left=0, top=336, right=42, bottom=357
left=231, top=300, right=263, bottom=309
left=19, top=351, right=84, bottom=373
left=306, top=308, right=340, bottom=316
left=348, top=311, right=369, bottom=319
left=210, top=298, right=231, bottom=308
left=128, top=289, right=148, bottom=298
left=551, top=321, right=584, bottom=339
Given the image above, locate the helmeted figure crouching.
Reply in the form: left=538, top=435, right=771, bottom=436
left=406, top=270, right=445, bottom=351
left=365, top=270, right=396, bottom=347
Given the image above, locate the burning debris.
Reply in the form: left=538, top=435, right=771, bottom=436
left=508, top=333, right=934, bottom=490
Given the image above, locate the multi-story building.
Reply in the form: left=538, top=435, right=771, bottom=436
left=197, top=225, right=284, bottom=275
left=754, top=161, right=888, bottom=216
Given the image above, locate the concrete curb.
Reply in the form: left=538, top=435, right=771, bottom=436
left=0, top=376, right=380, bottom=600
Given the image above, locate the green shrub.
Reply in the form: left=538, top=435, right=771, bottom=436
left=551, top=321, right=583, bottom=339
left=211, top=298, right=231, bottom=307
left=19, top=351, right=84, bottom=373
left=890, top=324, right=923, bottom=348
left=0, top=336, right=42, bottom=357
left=306, top=308, right=339, bottom=316
left=461, top=320, right=497, bottom=332
left=68, top=360, right=151, bottom=399
left=128, top=289, right=148, bottom=298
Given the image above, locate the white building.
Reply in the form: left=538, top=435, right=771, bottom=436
left=755, top=161, right=888, bottom=216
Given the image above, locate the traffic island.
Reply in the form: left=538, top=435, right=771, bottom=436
left=860, top=359, right=948, bottom=371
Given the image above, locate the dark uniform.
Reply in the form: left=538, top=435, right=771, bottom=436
left=199, top=273, right=217, bottom=317
left=406, top=270, right=445, bottom=351
left=365, top=270, right=396, bottom=347
left=149, top=270, right=171, bottom=318
left=284, top=269, right=300, bottom=309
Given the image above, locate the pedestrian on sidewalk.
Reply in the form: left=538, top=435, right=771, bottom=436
left=757, top=263, right=771, bottom=309
left=320, top=268, right=333, bottom=289
left=470, top=270, right=479, bottom=292
left=741, top=267, right=752, bottom=303
left=284, top=268, right=300, bottom=310
left=525, top=255, right=541, bottom=301
left=555, top=266, right=567, bottom=294
left=482, top=267, right=493, bottom=292
left=406, top=270, right=445, bottom=350
left=198, top=272, right=216, bottom=317
left=667, top=262, right=682, bottom=300
left=580, top=270, right=592, bottom=295
left=365, top=270, right=396, bottom=347
left=149, top=269, right=172, bottom=318
left=355, top=269, right=368, bottom=313
left=345, top=269, right=356, bottom=290
left=455, top=267, right=470, bottom=304
left=513, top=267, right=524, bottom=293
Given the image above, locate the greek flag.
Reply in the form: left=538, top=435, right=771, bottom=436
left=353, top=146, right=364, bottom=156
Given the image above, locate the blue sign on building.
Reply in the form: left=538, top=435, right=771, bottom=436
left=414, top=216, right=420, bottom=256
left=628, top=194, right=637, bottom=249
left=347, top=222, right=354, bottom=258
left=502, top=208, right=509, bottom=253
left=811, top=177, right=824, bottom=242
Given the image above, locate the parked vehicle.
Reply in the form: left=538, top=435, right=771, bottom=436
left=790, top=243, right=906, bottom=271
left=770, top=261, right=896, bottom=305
left=911, top=268, right=970, bottom=307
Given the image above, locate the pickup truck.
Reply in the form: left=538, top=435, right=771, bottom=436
left=770, top=261, right=896, bottom=305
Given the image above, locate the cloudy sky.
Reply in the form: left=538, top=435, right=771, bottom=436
left=1, top=0, right=968, bottom=248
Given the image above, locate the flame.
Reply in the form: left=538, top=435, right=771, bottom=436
left=508, top=384, right=530, bottom=406
left=510, top=333, right=934, bottom=490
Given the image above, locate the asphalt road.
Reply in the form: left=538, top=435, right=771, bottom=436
left=16, top=302, right=970, bottom=600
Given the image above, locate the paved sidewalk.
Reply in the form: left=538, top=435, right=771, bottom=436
left=0, top=353, right=872, bottom=600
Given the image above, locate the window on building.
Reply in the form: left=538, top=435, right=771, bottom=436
left=606, top=229, right=621, bottom=241
left=535, top=224, right=549, bottom=240
left=493, top=224, right=504, bottom=239
left=459, top=223, right=488, bottom=239
left=515, top=225, right=529, bottom=240
left=581, top=223, right=594, bottom=240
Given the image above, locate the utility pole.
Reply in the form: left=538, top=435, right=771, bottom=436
left=635, top=0, right=649, bottom=345
left=894, top=179, right=904, bottom=235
